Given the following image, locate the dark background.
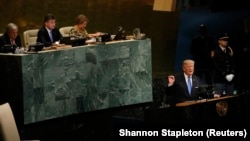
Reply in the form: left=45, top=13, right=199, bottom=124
left=175, top=9, right=250, bottom=71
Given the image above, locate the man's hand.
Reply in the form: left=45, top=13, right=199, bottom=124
left=214, top=94, right=221, bottom=98
left=168, top=75, right=175, bottom=87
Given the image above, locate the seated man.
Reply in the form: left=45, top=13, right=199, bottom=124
left=166, top=59, right=210, bottom=104
left=0, top=23, right=22, bottom=53
left=36, top=13, right=62, bottom=47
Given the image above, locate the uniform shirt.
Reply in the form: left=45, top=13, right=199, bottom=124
left=213, top=45, right=235, bottom=83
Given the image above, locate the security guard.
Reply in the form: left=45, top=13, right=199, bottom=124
left=213, top=33, right=235, bottom=97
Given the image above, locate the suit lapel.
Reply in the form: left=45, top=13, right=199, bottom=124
left=181, top=74, right=190, bottom=97
left=191, top=76, right=196, bottom=96
left=191, top=76, right=199, bottom=96
left=4, top=35, right=11, bottom=45
left=43, top=26, right=51, bottom=42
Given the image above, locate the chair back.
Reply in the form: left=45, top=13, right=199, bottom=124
left=59, top=26, right=73, bottom=37
left=0, top=103, right=20, bottom=141
left=23, top=29, right=39, bottom=48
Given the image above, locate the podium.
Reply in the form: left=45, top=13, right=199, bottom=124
left=144, top=94, right=250, bottom=125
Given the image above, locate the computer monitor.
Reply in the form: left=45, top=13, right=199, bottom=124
left=60, top=37, right=86, bottom=47
left=197, top=85, right=214, bottom=99
left=28, top=43, right=44, bottom=52
left=101, top=34, right=111, bottom=42
left=0, top=44, right=16, bottom=53
left=113, top=26, right=125, bottom=40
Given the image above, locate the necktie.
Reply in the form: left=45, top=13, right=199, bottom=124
left=223, top=48, right=226, bottom=53
left=49, top=30, right=53, bottom=42
left=187, top=76, right=192, bottom=95
left=11, top=39, right=15, bottom=45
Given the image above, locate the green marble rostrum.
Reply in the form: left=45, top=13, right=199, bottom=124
left=21, top=39, right=152, bottom=124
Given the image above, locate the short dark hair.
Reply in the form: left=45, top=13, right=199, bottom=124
left=44, top=13, right=56, bottom=22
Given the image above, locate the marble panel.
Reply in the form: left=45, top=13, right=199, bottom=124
left=1, top=39, right=152, bottom=124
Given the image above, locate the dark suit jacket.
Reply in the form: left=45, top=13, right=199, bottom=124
left=0, top=33, right=22, bottom=53
left=166, top=72, right=204, bottom=103
left=36, top=26, right=62, bottom=47
left=0, top=33, right=22, bottom=47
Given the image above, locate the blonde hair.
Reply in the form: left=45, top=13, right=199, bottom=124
left=182, top=59, right=195, bottom=66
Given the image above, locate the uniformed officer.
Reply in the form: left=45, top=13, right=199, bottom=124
left=213, top=33, right=235, bottom=97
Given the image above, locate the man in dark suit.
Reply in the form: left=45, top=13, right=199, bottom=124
left=0, top=23, right=22, bottom=53
left=37, top=13, right=62, bottom=47
left=166, top=59, right=207, bottom=103
left=165, top=59, right=210, bottom=123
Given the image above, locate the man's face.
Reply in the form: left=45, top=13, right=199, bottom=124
left=8, top=29, right=18, bottom=40
left=183, top=63, right=194, bottom=76
left=218, top=39, right=228, bottom=47
left=45, top=19, right=56, bottom=30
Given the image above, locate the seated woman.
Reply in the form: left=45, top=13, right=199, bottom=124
left=69, top=14, right=102, bottom=39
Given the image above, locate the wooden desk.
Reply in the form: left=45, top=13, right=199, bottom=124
left=176, top=95, right=236, bottom=107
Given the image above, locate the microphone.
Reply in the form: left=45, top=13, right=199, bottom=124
left=197, top=85, right=214, bottom=99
